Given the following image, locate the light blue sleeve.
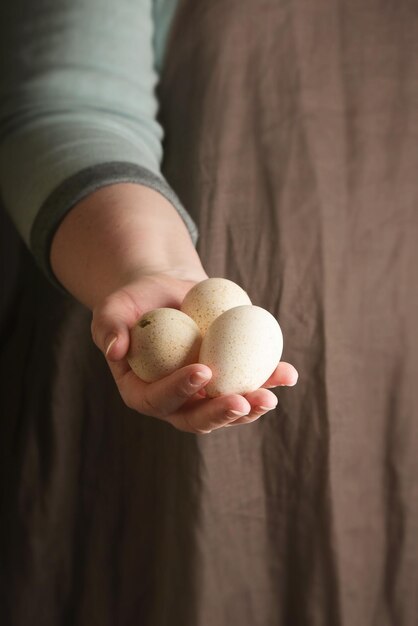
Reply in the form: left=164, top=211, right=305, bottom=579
left=0, top=0, right=196, bottom=280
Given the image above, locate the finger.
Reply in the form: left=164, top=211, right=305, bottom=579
left=224, top=388, right=278, bottom=426
left=245, top=388, right=278, bottom=413
left=109, top=362, right=253, bottom=432
left=91, top=290, right=143, bottom=361
left=263, top=361, right=299, bottom=388
left=107, top=357, right=135, bottom=382
left=114, top=363, right=212, bottom=417
left=91, top=277, right=198, bottom=362
left=142, top=364, right=214, bottom=416
left=170, top=394, right=252, bottom=434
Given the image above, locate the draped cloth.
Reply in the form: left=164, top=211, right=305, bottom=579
left=1, top=1, right=418, bottom=624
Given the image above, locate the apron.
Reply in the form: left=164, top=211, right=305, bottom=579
left=1, top=1, right=418, bottom=624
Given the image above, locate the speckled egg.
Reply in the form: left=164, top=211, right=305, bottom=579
left=181, top=277, right=252, bottom=335
left=199, top=305, right=283, bottom=397
left=128, top=308, right=202, bottom=382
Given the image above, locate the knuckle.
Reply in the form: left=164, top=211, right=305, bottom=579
left=123, top=397, right=136, bottom=411
left=90, top=316, right=99, bottom=346
left=240, top=414, right=260, bottom=423
left=167, top=419, right=211, bottom=434
left=174, top=384, right=194, bottom=402
left=91, top=310, right=109, bottom=347
left=117, top=386, right=136, bottom=412
left=92, top=301, right=108, bottom=324
left=141, top=393, right=162, bottom=417
left=190, top=426, right=212, bottom=435
left=183, top=415, right=212, bottom=435
left=98, top=293, right=116, bottom=314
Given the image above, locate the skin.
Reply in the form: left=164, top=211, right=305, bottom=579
left=51, top=183, right=298, bottom=434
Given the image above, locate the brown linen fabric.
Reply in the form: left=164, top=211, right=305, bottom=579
left=1, top=1, right=418, bottom=625
left=160, top=1, right=418, bottom=624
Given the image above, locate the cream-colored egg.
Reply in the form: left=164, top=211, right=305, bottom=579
left=181, top=277, right=252, bottom=335
left=199, top=305, right=283, bottom=397
left=128, top=308, right=202, bottom=382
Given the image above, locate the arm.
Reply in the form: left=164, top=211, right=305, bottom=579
left=50, top=182, right=206, bottom=310
left=0, top=0, right=196, bottom=280
left=51, top=183, right=298, bottom=433
left=0, top=0, right=297, bottom=432
left=52, top=185, right=296, bottom=432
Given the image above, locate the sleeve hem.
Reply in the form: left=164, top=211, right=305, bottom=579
left=30, top=161, right=199, bottom=288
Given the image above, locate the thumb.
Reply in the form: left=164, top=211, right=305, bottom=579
left=91, top=291, right=144, bottom=361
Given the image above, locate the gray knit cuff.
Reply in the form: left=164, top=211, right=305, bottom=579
left=30, top=161, right=198, bottom=287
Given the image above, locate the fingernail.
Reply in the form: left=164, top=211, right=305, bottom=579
left=105, top=334, right=118, bottom=357
left=256, top=404, right=277, bottom=412
left=189, top=371, right=211, bottom=386
left=268, top=383, right=289, bottom=388
left=225, top=410, right=248, bottom=419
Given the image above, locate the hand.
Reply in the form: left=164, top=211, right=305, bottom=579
left=91, top=272, right=298, bottom=434
left=51, top=183, right=298, bottom=433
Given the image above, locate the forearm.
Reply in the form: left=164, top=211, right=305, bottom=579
left=1, top=0, right=197, bottom=286
left=50, top=183, right=206, bottom=309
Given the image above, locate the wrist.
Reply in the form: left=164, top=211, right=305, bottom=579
left=50, top=183, right=205, bottom=308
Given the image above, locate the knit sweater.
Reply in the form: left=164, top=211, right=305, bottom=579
left=0, top=0, right=197, bottom=281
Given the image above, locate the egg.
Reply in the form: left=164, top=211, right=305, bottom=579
left=181, top=277, right=252, bottom=335
left=199, top=305, right=283, bottom=397
left=128, top=308, right=202, bottom=382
